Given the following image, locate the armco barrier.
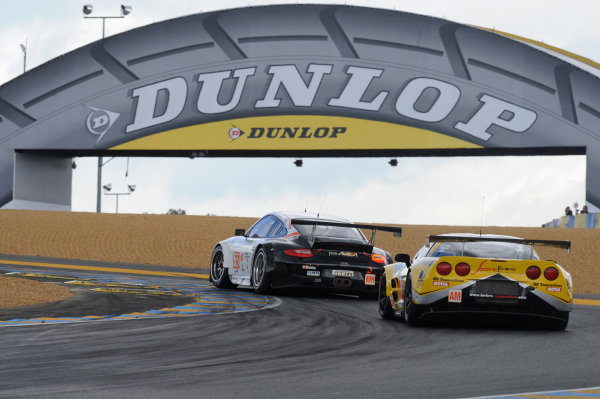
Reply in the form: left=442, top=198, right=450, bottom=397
left=544, top=213, right=598, bottom=228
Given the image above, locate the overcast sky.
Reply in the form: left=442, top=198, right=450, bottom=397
left=0, top=0, right=594, bottom=226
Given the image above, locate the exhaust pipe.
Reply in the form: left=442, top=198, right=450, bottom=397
left=333, top=277, right=352, bottom=288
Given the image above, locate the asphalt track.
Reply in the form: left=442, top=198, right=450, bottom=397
left=0, top=255, right=599, bottom=399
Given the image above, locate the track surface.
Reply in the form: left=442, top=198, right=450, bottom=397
left=0, top=256, right=598, bottom=398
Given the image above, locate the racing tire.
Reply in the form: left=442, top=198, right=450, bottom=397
left=403, top=273, right=424, bottom=326
left=251, top=247, right=272, bottom=294
left=552, top=311, right=570, bottom=331
left=378, top=272, right=395, bottom=320
left=210, top=246, right=234, bottom=289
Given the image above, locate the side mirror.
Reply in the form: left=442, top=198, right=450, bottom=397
left=234, top=228, right=245, bottom=236
left=394, top=253, right=411, bottom=266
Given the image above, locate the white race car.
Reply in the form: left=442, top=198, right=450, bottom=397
left=210, top=211, right=402, bottom=296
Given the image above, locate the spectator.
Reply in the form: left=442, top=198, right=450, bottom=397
left=565, top=206, right=573, bottom=216
left=581, top=205, right=589, bottom=214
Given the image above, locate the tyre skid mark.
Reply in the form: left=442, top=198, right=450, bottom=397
left=0, top=267, right=280, bottom=326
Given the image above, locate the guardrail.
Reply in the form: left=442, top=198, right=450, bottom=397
left=543, top=213, right=599, bottom=228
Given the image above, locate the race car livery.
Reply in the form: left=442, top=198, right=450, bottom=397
left=210, top=211, right=402, bottom=296
left=378, top=234, right=572, bottom=329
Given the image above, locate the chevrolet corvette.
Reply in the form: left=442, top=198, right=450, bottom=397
left=379, top=233, right=572, bottom=329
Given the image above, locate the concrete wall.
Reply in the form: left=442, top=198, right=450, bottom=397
left=1, top=153, right=72, bottom=211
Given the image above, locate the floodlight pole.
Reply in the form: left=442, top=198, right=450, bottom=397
left=104, top=191, right=130, bottom=214
left=103, top=183, right=135, bottom=214
left=83, top=5, right=132, bottom=213
left=20, top=40, right=27, bottom=73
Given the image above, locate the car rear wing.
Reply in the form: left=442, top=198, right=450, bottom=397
left=427, top=235, right=571, bottom=253
left=291, top=219, right=402, bottom=246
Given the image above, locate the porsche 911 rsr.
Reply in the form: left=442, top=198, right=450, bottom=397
left=378, top=234, right=572, bottom=329
left=210, top=211, right=402, bottom=296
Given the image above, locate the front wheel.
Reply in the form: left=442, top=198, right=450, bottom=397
left=210, top=246, right=234, bottom=289
left=378, top=272, right=395, bottom=320
left=403, top=273, right=423, bottom=326
left=251, top=248, right=271, bottom=294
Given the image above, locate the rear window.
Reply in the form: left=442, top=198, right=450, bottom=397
left=429, top=241, right=539, bottom=260
left=293, top=223, right=366, bottom=241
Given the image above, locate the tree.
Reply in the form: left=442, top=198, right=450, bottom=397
left=166, top=208, right=186, bottom=215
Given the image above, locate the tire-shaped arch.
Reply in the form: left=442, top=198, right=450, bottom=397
left=0, top=5, right=598, bottom=208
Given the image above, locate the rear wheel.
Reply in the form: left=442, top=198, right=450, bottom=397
left=403, top=273, right=423, bottom=326
left=552, top=311, right=570, bottom=330
left=210, top=246, right=234, bottom=289
left=252, top=248, right=271, bottom=294
left=378, top=272, right=395, bottom=320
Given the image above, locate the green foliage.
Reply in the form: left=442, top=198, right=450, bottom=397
left=166, top=208, right=186, bottom=215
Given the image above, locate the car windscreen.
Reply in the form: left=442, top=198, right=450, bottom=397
left=293, top=223, right=366, bottom=241
left=429, top=240, right=539, bottom=260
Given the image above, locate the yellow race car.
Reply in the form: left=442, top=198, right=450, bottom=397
left=379, top=234, right=572, bottom=329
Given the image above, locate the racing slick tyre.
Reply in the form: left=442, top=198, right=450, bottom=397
left=210, top=246, right=235, bottom=289
left=553, top=311, right=570, bottom=331
left=378, top=273, right=395, bottom=320
left=252, top=247, right=272, bottom=294
left=403, top=273, right=424, bottom=326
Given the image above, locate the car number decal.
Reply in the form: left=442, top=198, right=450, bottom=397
left=364, top=274, right=376, bottom=285
left=332, top=270, right=354, bottom=278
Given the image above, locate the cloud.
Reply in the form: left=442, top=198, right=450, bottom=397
left=80, top=155, right=584, bottom=226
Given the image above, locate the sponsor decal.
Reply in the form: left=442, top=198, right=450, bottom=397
left=417, top=270, right=425, bottom=288
left=85, top=105, right=119, bottom=144
left=229, top=126, right=244, bottom=140
left=472, top=260, right=498, bottom=274
left=232, top=251, right=243, bottom=269
left=307, top=270, right=320, bottom=277
left=448, top=289, right=462, bottom=303
left=440, top=278, right=464, bottom=283
left=328, top=251, right=358, bottom=257
left=470, top=293, right=527, bottom=300
left=332, top=270, right=354, bottom=278
left=364, top=274, right=376, bottom=286
left=302, top=265, right=317, bottom=270
left=547, top=287, right=562, bottom=292
left=123, top=64, right=537, bottom=144
left=469, top=293, right=493, bottom=298
left=433, top=281, right=449, bottom=287
left=237, top=126, right=346, bottom=140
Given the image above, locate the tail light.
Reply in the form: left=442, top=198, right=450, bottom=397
left=544, top=267, right=559, bottom=281
left=526, top=265, right=541, bottom=280
left=436, top=262, right=451, bottom=275
left=455, top=262, right=470, bottom=276
left=371, top=253, right=387, bottom=264
left=283, top=248, right=313, bottom=258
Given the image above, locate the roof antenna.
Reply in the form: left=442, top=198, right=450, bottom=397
left=317, top=194, right=327, bottom=218
left=304, top=200, right=308, bottom=213
left=480, top=196, right=485, bottom=236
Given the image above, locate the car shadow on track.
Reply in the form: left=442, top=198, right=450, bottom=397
left=414, top=312, right=569, bottom=331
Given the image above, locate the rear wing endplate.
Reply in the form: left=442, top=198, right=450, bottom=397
left=291, top=219, right=402, bottom=246
left=427, top=235, right=571, bottom=253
